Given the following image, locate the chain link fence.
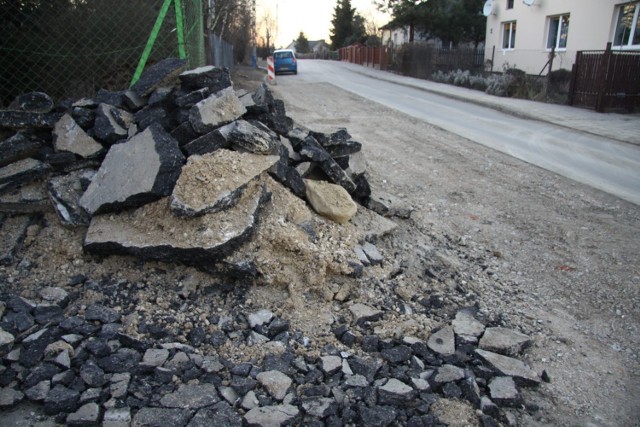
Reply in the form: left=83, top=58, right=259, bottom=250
left=0, top=0, right=206, bottom=107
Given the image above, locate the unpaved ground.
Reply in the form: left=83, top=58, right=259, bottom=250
left=260, top=66, right=640, bottom=426
left=0, top=65, right=638, bottom=426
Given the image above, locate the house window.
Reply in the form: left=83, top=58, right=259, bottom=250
left=507, top=0, right=514, bottom=9
left=613, top=2, right=640, bottom=48
left=502, top=21, right=517, bottom=49
left=547, top=14, right=570, bottom=50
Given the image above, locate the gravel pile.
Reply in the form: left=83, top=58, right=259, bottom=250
left=0, top=282, right=546, bottom=426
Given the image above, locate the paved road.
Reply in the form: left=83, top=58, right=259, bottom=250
left=276, top=60, right=640, bottom=205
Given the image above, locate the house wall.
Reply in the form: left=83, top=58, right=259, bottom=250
left=484, top=0, right=624, bottom=74
left=381, top=27, right=431, bottom=48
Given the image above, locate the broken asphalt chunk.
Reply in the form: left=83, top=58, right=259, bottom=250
left=170, top=149, right=279, bottom=217
left=130, top=57, right=188, bottom=97
left=0, top=215, right=32, bottom=265
left=452, top=309, right=486, bottom=344
left=366, top=190, right=413, bottom=219
left=427, top=325, right=456, bottom=357
left=53, top=114, right=103, bottom=158
left=79, top=124, right=185, bottom=215
left=8, top=91, right=54, bottom=113
left=182, top=122, right=234, bottom=156
left=0, top=158, right=52, bottom=195
left=48, top=169, right=95, bottom=226
left=349, top=303, right=383, bottom=326
left=0, top=182, right=51, bottom=214
left=92, top=104, right=134, bottom=145
left=84, top=180, right=270, bottom=267
left=179, top=65, right=232, bottom=93
left=0, top=133, right=44, bottom=167
left=0, top=110, right=60, bottom=130
left=479, top=327, right=532, bottom=357
left=475, top=349, right=540, bottom=386
left=189, top=87, right=246, bottom=134
left=229, top=120, right=280, bottom=155
left=319, top=157, right=357, bottom=194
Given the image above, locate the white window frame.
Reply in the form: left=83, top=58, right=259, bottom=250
left=547, top=14, right=570, bottom=51
left=502, top=21, right=517, bottom=50
left=613, top=1, right=640, bottom=49
left=506, top=0, right=514, bottom=10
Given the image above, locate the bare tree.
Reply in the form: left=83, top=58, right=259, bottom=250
left=256, top=7, right=277, bottom=52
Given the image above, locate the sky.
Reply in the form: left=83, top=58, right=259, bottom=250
left=256, top=0, right=391, bottom=48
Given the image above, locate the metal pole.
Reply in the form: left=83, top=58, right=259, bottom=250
left=174, top=0, right=186, bottom=60
left=130, top=0, right=173, bottom=86
left=205, top=0, right=214, bottom=65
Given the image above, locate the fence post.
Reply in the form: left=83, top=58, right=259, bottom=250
left=595, top=42, right=613, bottom=113
left=568, top=58, right=579, bottom=106
left=544, top=46, right=555, bottom=100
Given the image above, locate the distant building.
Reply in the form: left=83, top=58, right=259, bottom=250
left=484, top=0, right=640, bottom=74
left=380, top=24, right=430, bottom=48
left=380, top=23, right=481, bottom=50
left=286, top=39, right=330, bottom=54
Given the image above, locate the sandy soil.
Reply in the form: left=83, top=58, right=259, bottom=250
left=260, top=66, right=640, bottom=427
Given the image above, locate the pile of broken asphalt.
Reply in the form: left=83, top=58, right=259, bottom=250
left=0, top=58, right=548, bottom=426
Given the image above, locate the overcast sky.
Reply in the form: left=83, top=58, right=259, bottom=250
left=256, top=0, right=390, bottom=48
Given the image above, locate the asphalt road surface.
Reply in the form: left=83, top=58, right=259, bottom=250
left=277, top=60, right=640, bottom=205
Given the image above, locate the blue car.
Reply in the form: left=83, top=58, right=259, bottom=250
left=273, top=49, right=297, bottom=75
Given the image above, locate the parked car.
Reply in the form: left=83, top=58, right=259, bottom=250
left=273, top=49, right=297, bottom=75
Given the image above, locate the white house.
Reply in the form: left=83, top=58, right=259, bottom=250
left=285, top=39, right=330, bottom=54
left=484, top=0, right=640, bottom=74
left=380, top=25, right=430, bottom=48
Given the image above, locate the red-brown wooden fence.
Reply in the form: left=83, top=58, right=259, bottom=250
left=569, top=43, right=640, bottom=113
left=338, top=45, right=390, bottom=70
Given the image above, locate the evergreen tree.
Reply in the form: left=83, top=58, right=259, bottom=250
left=295, top=31, right=311, bottom=53
left=330, top=0, right=364, bottom=49
left=376, top=0, right=485, bottom=47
